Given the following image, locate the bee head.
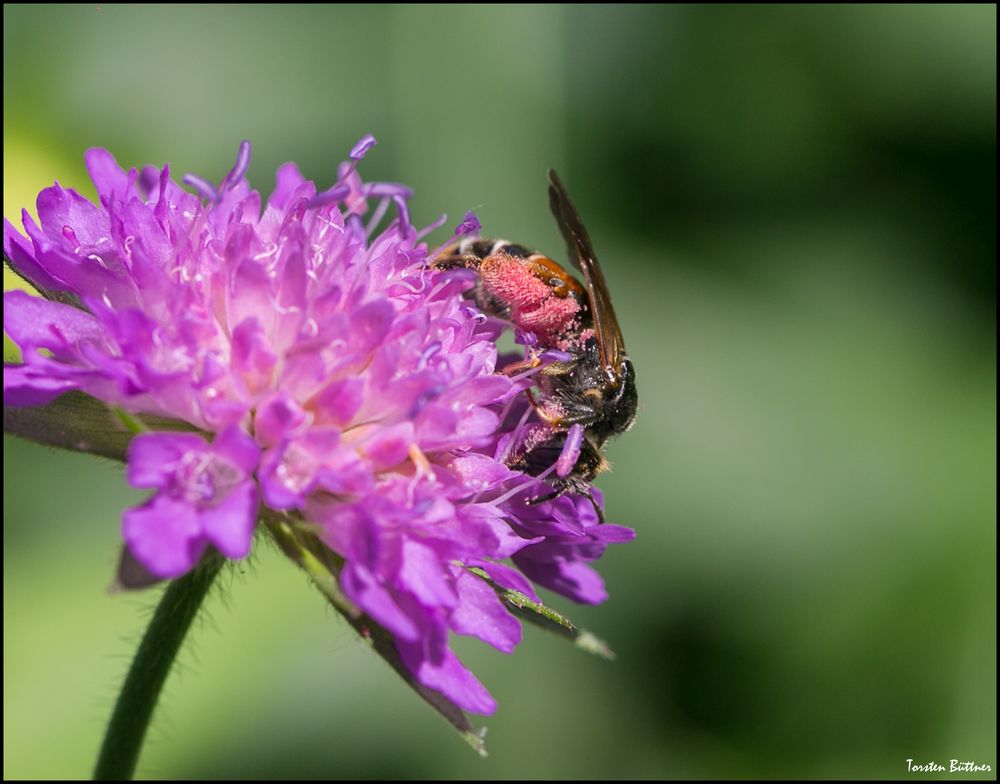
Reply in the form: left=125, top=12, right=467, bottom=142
left=542, top=354, right=637, bottom=444
left=604, top=359, right=638, bottom=436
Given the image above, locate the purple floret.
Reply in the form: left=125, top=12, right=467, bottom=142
left=123, top=426, right=260, bottom=578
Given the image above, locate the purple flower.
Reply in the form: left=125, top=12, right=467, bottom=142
left=3, top=139, right=633, bottom=715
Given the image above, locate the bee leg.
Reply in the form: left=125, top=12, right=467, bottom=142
left=526, top=486, right=606, bottom=524
left=583, top=489, right=606, bottom=524
left=525, top=388, right=563, bottom=427
left=500, top=355, right=542, bottom=376
left=526, top=487, right=565, bottom=506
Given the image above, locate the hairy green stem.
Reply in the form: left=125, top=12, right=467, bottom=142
left=93, top=554, right=224, bottom=780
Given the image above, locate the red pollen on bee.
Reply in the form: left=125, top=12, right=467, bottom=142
left=481, top=254, right=580, bottom=344
left=518, top=297, right=579, bottom=335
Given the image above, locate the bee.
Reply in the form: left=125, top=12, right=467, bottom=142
left=434, top=170, right=637, bottom=518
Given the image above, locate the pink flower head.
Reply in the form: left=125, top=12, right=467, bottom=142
left=3, top=139, right=633, bottom=715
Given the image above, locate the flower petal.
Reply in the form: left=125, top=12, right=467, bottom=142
left=211, top=423, right=261, bottom=474
left=399, top=539, right=457, bottom=609
left=200, top=480, right=258, bottom=559
left=85, top=148, right=132, bottom=206
left=340, top=562, right=420, bottom=642
left=514, top=545, right=609, bottom=605
left=4, top=218, right=69, bottom=296
left=312, top=376, right=364, bottom=427
left=254, top=392, right=307, bottom=448
left=122, top=494, right=206, bottom=579
left=362, top=422, right=414, bottom=472
left=397, top=639, right=497, bottom=716
left=36, top=184, right=112, bottom=250
left=348, top=299, right=395, bottom=356
left=450, top=570, right=521, bottom=653
left=126, top=431, right=208, bottom=489
left=3, top=290, right=103, bottom=357
left=2, top=364, right=80, bottom=406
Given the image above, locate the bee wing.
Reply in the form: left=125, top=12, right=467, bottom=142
left=547, top=169, right=625, bottom=384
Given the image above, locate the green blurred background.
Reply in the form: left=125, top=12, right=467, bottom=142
left=3, top=4, right=995, bottom=779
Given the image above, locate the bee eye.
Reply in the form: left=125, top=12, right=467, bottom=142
left=583, top=387, right=603, bottom=401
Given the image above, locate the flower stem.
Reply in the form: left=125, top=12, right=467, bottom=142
left=93, top=554, right=224, bottom=780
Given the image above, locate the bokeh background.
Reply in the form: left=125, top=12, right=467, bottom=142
left=3, top=4, right=995, bottom=779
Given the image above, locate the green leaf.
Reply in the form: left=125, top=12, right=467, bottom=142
left=2, top=387, right=199, bottom=462
left=110, top=545, right=166, bottom=592
left=465, top=566, right=615, bottom=660
left=262, top=510, right=488, bottom=758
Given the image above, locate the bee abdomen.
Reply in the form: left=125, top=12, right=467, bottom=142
left=455, top=238, right=534, bottom=260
